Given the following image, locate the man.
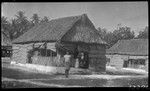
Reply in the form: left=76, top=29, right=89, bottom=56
left=64, top=51, right=72, bottom=78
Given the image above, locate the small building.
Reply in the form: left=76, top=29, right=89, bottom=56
left=106, top=39, right=148, bottom=71
left=1, top=30, right=12, bottom=57
left=12, top=14, right=107, bottom=72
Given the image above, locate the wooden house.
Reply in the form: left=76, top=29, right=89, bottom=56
left=12, top=14, right=107, bottom=72
left=106, top=39, right=148, bottom=71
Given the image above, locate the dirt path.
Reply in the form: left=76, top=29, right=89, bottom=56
left=2, top=77, right=86, bottom=87
left=2, top=62, right=148, bottom=87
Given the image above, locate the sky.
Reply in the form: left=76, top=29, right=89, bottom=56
left=2, top=2, right=148, bottom=36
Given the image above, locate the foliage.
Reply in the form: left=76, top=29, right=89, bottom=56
left=1, top=16, right=11, bottom=38
left=97, top=24, right=148, bottom=49
left=13, top=11, right=31, bottom=39
left=1, top=11, right=148, bottom=45
left=136, top=26, right=148, bottom=39
left=1, top=11, right=50, bottom=40
left=31, top=13, right=40, bottom=26
left=97, top=24, right=135, bottom=48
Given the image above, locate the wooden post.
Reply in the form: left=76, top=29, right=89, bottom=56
left=32, top=43, right=35, bottom=49
left=145, top=58, right=148, bottom=72
left=45, top=42, right=47, bottom=66
left=45, top=42, right=47, bottom=56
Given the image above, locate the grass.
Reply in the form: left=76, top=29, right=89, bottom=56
left=2, top=66, right=148, bottom=87
left=31, top=77, right=148, bottom=87
left=112, top=78, right=148, bottom=87
left=2, top=81, right=46, bottom=88
left=106, top=70, right=143, bottom=75
left=2, top=77, right=148, bottom=88
left=2, top=67, right=58, bottom=80
left=31, top=78, right=108, bottom=87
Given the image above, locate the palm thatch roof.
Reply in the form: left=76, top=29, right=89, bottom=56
left=12, top=14, right=107, bottom=45
left=1, top=30, right=12, bottom=46
left=106, top=39, right=148, bottom=56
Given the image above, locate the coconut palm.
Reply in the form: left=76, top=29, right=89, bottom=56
left=31, top=13, right=40, bottom=25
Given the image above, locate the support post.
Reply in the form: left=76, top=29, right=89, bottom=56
left=45, top=42, right=47, bottom=56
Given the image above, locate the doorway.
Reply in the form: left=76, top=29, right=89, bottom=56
left=123, top=60, right=128, bottom=68
left=78, top=52, right=89, bottom=69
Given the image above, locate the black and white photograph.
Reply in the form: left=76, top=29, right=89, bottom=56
left=1, top=2, right=148, bottom=88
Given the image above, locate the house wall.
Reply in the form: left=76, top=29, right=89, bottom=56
left=12, top=42, right=74, bottom=67
left=108, top=54, right=124, bottom=69
left=12, top=43, right=33, bottom=64
left=89, top=44, right=106, bottom=72
left=28, top=42, right=62, bottom=66
left=12, top=42, right=107, bottom=72
left=32, top=56, right=60, bottom=66
left=57, top=42, right=107, bottom=72
left=106, top=54, right=148, bottom=71
left=145, top=58, right=148, bottom=72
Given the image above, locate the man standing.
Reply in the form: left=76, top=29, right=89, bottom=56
left=64, top=51, right=72, bottom=78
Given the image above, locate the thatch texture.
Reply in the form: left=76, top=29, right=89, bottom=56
left=106, top=39, right=148, bottom=56
left=61, top=14, right=106, bottom=44
left=12, top=14, right=106, bottom=45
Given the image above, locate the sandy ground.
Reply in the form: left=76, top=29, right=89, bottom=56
left=9, top=61, right=148, bottom=75
left=2, top=58, right=148, bottom=87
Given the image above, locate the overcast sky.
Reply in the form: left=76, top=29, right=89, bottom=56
left=2, top=2, right=148, bottom=36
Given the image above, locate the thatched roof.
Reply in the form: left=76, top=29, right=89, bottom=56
left=1, top=30, right=12, bottom=46
left=106, top=39, right=148, bottom=56
left=12, top=14, right=107, bottom=45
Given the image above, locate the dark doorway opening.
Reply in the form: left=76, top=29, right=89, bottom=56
left=1, top=46, right=12, bottom=57
left=123, top=60, right=128, bottom=68
left=78, top=52, right=89, bottom=69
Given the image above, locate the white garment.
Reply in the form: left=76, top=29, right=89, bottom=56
left=64, top=55, right=71, bottom=62
left=81, top=56, right=84, bottom=59
left=75, top=59, right=79, bottom=68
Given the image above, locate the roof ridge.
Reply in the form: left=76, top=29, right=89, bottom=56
left=49, top=14, right=83, bottom=22
left=58, top=15, right=82, bottom=41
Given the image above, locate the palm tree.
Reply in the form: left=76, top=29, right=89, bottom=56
left=15, top=11, right=27, bottom=23
left=31, top=13, right=40, bottom=25
left=14, top=11, right=30, bottom=38
left=1, top=16, right=11, bottom=38
left=1, top=16, right=9, bottom=30
left=137, top=26, right=148, bottom=39
left=10, top=19, right=18, bottom=40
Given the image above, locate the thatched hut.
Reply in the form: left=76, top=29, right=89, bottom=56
left=106, top=39, right=148, bottom=71
left=1, top=29, right=12, bottom=57
left=12, top=14, right=107, bottom=72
